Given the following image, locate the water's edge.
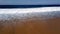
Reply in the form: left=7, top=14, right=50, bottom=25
left=0, top=11, right=60, bottom=20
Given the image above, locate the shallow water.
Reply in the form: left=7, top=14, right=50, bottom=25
left=0, top=7, right=60, bottom=34
left=0, top=11, right=60, bottom=34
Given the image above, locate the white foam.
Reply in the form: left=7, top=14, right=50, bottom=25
left=0, top=7, right=60, bottom=14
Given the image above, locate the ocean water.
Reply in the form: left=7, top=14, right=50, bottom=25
left=0, top=7, right=60, bottom=34
left=0, top=7, right=60, bottom=20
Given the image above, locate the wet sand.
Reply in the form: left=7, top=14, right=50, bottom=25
left=0, top=12, right=60, bottom=34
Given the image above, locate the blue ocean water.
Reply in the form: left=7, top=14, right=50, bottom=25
left=0, top=0, right=59, bottom=5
